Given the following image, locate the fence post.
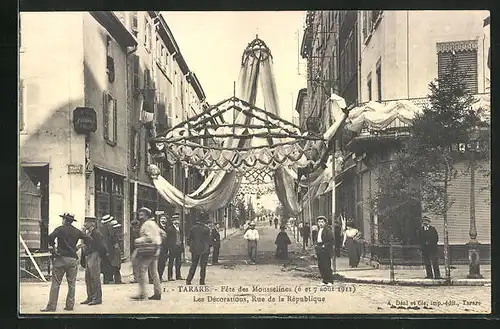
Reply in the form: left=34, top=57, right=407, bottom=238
left=389, top=237, right=395, bottom=283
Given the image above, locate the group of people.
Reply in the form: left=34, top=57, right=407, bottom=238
left=40, top=208, right=225, bottom=311
left=40, top=213, right=123, bottom=312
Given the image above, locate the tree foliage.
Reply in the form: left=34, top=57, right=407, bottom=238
left=371, top=54, right=483, bottom=243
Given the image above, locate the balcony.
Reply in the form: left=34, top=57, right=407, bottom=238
left=344, top=93, right=490, bottom=154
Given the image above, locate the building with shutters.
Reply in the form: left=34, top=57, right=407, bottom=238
left=301, top=10, right=490, bottom=264
left=19, top=12, right=136, bottom=252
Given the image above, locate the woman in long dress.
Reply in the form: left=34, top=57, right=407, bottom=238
left=343, top=222, right=362, bottom=268
left=275, top=226, right=292, bottom=260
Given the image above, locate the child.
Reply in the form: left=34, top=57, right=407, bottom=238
left=275, top=226, right=292, bottom=260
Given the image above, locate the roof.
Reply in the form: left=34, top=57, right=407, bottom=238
left=90, top=12, right=137, bottom=47
left=187, top=72, right=206, bottom=101
left=295, top=88, right=308, bottom=113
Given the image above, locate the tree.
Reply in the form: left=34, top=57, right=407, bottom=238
left=371, top=54, right=481, bottom=277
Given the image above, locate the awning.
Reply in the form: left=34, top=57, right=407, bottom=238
left=21, top=162, right=49, bottom=167
left=93, top=164, right=126, bottom=177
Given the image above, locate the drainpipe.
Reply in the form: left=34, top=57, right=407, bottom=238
left=126, top=43, right=138, bottom=260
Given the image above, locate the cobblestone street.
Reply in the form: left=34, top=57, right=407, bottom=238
left=19, top=222, right=491, bottom=315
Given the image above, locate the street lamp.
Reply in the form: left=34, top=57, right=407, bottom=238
left=461, top=128, right=483, bottom=279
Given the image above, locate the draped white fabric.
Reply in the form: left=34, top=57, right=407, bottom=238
left=150, top=40, right=348, bottom=215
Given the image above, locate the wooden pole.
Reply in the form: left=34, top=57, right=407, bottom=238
left=20, top=235, right=47, bottom=282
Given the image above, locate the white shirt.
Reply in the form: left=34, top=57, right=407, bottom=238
left=317, top=228, right=324, bottom=243
left=244, top=229, right=259, bottom=241
left=136, top=219, right=163, bottom=246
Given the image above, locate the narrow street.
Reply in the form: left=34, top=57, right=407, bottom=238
left=19, top=222, right=490, bottom=314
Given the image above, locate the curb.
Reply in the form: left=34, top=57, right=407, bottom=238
left=336, top=273, right=491, bottom=286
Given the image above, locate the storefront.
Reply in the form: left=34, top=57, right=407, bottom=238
left=94, top=167, right=125, bottom=255
left=19, top=164, right=49, bottom=251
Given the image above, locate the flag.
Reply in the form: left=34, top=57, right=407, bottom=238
left=140, top=88, right=155, bottom=123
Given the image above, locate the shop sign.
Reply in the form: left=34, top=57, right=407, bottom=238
left=68, top=164, right=84, bottom=175
left=73, top=107, right=97, bottom=134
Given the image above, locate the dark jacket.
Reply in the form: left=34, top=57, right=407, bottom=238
left=417, top=225, right=439, bottom=252
left=211, top=228, right=221, bottom=244
left=48, top=224, right=90, bottom=259
left=166, top=224, right=184, bottom=250
left=275, top=232, right=291, bottom=246
left=82, top=229, right=108, bottom=258
left=188, top=222, right=212, bottom=255
left=101, top=223, right=121, bottom=268
left=315, top=226, right=335, bottom=256
left=302, top=225, right=311, bottom=237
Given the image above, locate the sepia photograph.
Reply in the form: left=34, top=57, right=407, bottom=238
left=18, top=10, right=491, bottom=315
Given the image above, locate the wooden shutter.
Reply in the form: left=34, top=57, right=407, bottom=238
left=103, top=92, right=109, bottom=140
left=133, top=55, right=140, bottom=95
left=438, top=48, right=478, bottom=94
left=113, top=98, right=118, bottom=143
left=19, top=79, right=24, bottom=131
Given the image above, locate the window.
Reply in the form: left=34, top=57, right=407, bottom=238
left=132, top=55, right=140, bottom=96
left=180, top=78, right=184, bottom=108
left=437, top=40, right=478, bottom=94
left=106, top=36, right=115, bottom=83
left=144, top=129, right=152, bottom=173
left=367, top=73, right=372, bottom=101
left=19, top=78, right=24, bottom=131
left=376, top=59, right=382, bottom=101
left=131, top=12, right=138, bottom=37
left=103, top=92, right=117, bottom=145
left=144, top=17, right=152, bottom=50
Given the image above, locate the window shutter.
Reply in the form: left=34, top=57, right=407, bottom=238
left=103, top=92, right=109, bottom=140
left=133, top=55, right=140, bottom=95
left=438, top=50, right=478, bottom=94
left=113, top=99, right=118, bottom=143
left=19, top=79, right=24, bottom=131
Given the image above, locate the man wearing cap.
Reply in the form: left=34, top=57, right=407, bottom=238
left=131, top=207, right=164, bottom=300
left=40, top=213, right=91, bottom=312
left=243, top=221, right=259, bottom=264
left=186, top=213, right=213, bottom=285
left=315, top=216, right=334, bottom=285
left=80, top=216, right=108, bottom=306
left=166, top=213, right=184, bottom=281
left=417, top=216, right=441, bottom=279
left=100, top=215, right=123, bottom=284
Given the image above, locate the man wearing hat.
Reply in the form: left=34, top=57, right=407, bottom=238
left=100, top=215, right=123, bottom=284
left=80, top=216, right=108, bottom=306
left=417, top=216, right=441, bottom=279
left=40, top=213, right=92, bottom=312
left=166, top=213, right=184, bottom=281
left=243, top=221, right=259, bottom=264
left=315, top=216, right=334, bottom=285
left=131, top=207, right=164, bottom=300
left=186, top=212, right=213, bottom=285
left=157, top=213, right=170, bottom=282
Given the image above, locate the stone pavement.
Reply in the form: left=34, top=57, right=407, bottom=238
left=294, top=244, right=491, bottom=286
left=19, top=222, right=491, bottom=315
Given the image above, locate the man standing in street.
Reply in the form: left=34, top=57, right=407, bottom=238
left=274, top=217, right=279, bottom=229
left=302, top=222, right=311, bottom=248
left=100, top=215, right=122, bottom=284
left=186, top=213, right=212, bottom=285
left=131, top=207, right=165, bottom=300
left=315, top=216, right=334, bottom=285
left=80, top=216, right=108, bottom=306
left=157, top=214, right=169, bottom=282
left=40, top=213, right=91, bottom=312
left=210, top=222, right=221, bottom=265
left=243, top=221, right=259, bottom=264
left=311, top=221, right=319, bottom=245
left=417, top=216, right=442, bottom=279
left=166, top=214, right=184, bottom=281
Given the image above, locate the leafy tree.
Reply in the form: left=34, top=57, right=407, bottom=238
left=371, top=54, right=481, bottom=248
